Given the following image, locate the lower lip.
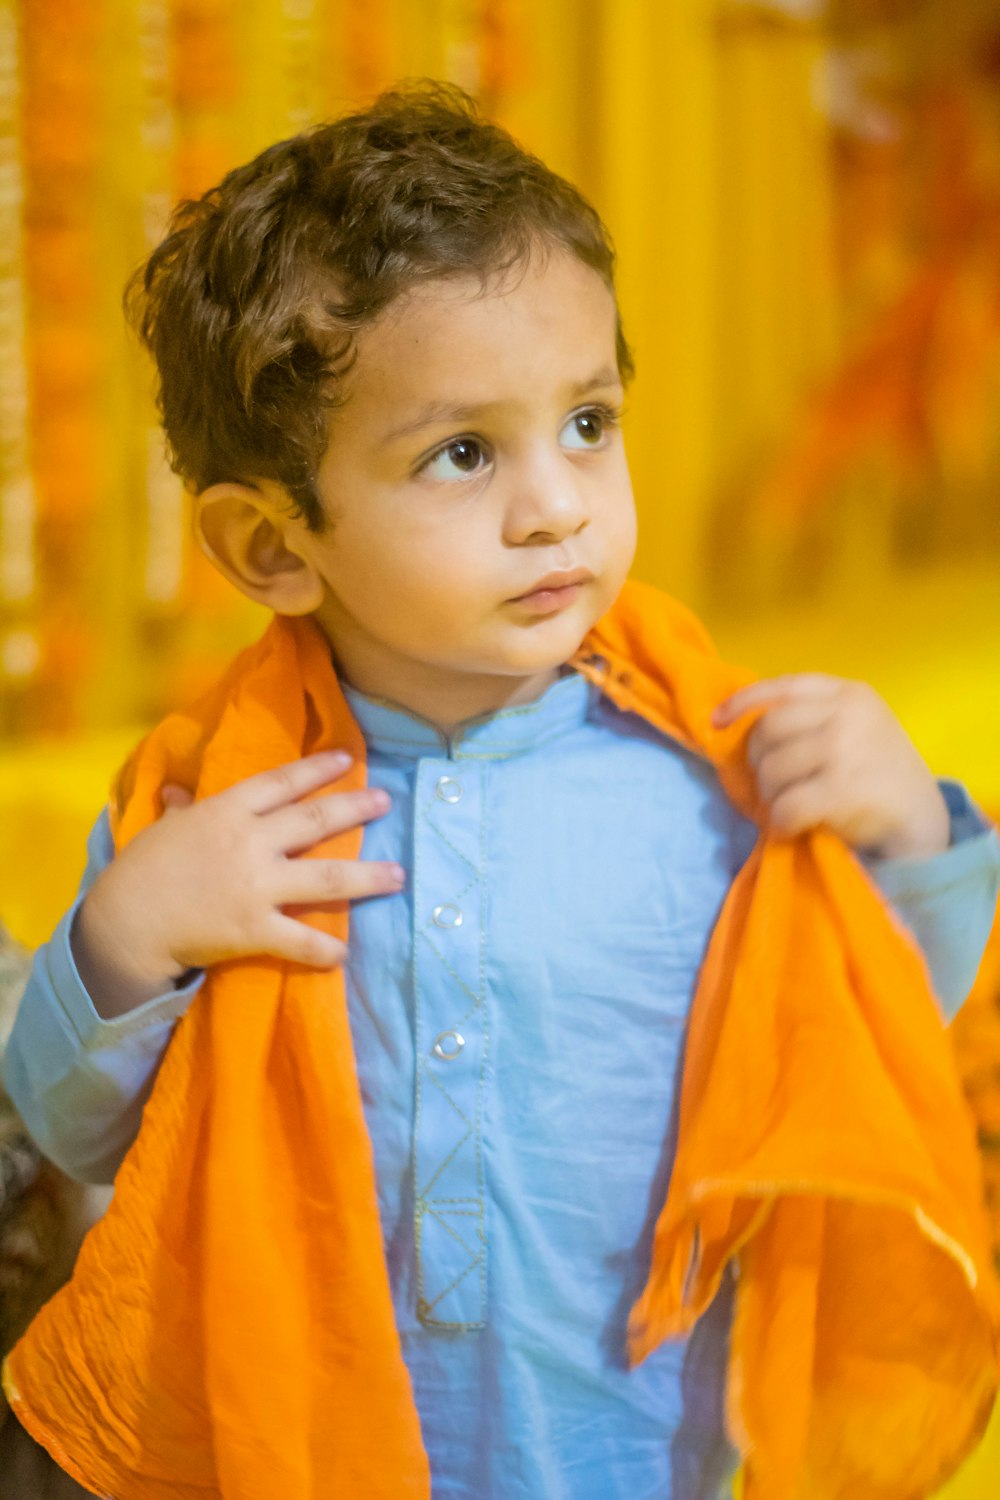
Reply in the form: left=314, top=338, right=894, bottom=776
left=509, top=582, right=584, bottom=614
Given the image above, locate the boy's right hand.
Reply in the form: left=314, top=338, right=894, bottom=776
left=72, top=750, right=404, bottom=1020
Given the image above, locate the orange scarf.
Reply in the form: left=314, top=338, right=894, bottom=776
left=4, top=580, right=997, bottom=1499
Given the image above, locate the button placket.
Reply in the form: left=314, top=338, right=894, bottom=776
left=412, top=756, right=488, bottom=1329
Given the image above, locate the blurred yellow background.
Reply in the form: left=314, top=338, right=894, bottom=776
left=0, top=1, right=998, bottom=1492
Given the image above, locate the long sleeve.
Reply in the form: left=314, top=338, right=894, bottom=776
left=2, top=809, right=203, bottom=1183
left=863, top=780, right=999, bottom=1018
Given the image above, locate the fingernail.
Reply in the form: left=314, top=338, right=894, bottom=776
left=371, top=788, right=391, bottom=810
left=389, top=864, right=406, bottom=886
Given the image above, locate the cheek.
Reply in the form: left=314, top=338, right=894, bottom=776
left=617, top=495, right=638, bottom=551
left=332, top=507, right=493, bottom=609
left=598, top=472, right=638, bottom=560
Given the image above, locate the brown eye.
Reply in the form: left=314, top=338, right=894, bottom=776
left=422, top=437, right=489, bottom=481
left=574, top=412, right=604, bottom=444
left=447, top=439, right=483, bottom=471
left=562, top=407, right=617, bottom=451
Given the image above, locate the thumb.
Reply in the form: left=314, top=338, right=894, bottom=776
left=161, top=783, right=194, bottom=813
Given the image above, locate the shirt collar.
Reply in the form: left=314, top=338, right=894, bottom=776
left=341, top=669, right=595, bottom=761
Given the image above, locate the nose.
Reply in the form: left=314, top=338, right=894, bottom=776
left=502, top=446, right=590, bottom=546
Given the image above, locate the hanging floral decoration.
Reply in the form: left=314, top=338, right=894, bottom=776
left=17, top=0, right=104, bottom=731
left=0, top=0, right=34, bottom=729
left=751, top=10, right=1000, bottom=552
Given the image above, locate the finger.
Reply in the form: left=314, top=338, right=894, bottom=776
left=269, top=786, right=392, bottom=855
left=263, top=915, right=349, bottom=970
left=767, top=776, right=831, bottom=839
left=161, top=784, right=194, bottom=812
left=713, top=674, right=841, bottom=729
left=229, top=750, right=355, bottom=815
left=754, top=736, right=827, bottom=804
left=277, top=857, right=405, bottom=907
left=745, top=701, right=835, bottom=769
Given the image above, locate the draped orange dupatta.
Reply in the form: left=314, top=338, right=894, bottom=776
left=4, top=579, right=998, bottom=1498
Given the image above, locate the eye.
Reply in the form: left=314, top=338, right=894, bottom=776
left=420, top=437, right=490, bottom=482
left=560, top=405, right=620, bottom=451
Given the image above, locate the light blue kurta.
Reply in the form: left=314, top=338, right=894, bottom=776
left=5, top=668, right=999, bottom=1499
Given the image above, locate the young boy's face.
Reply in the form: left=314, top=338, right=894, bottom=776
left=282, top=247, right=636, bottom=722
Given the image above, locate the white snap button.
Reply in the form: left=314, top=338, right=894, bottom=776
left=432, top=903, right=463, bottom=929
left=433, top=1030, right=465, bottom=1060
left=435, top=775, right=463, bottom=804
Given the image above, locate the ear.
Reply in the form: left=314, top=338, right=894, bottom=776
left=194, top=482, right=325, bottom=616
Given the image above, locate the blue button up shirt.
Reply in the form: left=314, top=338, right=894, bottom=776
left=6, top=669, right=999, bottom=1499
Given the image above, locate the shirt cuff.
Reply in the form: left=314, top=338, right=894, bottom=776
left=862, top=781, right=999, bottom=1017
left=864, top=779, right=998, bottom=902
left=46, top=895, right=204, bottom=1049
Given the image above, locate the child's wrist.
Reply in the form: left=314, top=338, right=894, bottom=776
left=861, top=786, right=951, bottom=861
left=72, top=886, right=186, bottom=1019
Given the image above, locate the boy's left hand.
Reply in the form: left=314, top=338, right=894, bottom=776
left=713, top=674, right=950, bottom=860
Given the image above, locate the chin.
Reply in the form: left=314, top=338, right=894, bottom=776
left=496, top=620, right=596, bottom=675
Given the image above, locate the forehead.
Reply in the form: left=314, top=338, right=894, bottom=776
left=341, top=251, right=620, bottom=417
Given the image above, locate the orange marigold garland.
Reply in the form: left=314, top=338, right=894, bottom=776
left=0, top=0, right=36, bottom=735
left=752, top=25, right=1000, bottom=543
left=18, top=0, right=104, bottom=733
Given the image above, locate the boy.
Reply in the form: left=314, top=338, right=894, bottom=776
left=3, top=84, right=999, bottom=1499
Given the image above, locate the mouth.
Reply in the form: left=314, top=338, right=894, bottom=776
left=506, top=567, right=594, bottom=616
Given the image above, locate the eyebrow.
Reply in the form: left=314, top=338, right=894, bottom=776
left=380, top=367, right=623, bottom=445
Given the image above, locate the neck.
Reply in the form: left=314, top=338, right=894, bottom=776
left=347, top=667, right=564, bottom=736
left=309, top=617, right=564, bottom=735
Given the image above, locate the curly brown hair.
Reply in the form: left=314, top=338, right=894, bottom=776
left=125, top=81, right=633, bottom=531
